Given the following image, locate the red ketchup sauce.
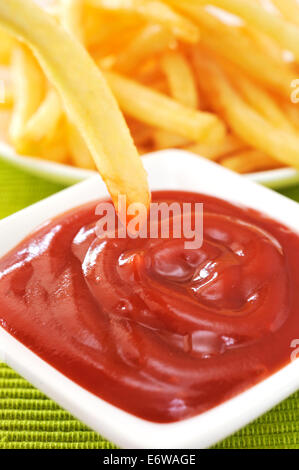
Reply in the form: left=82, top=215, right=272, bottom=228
left=1, top=190, right=299, bottom=423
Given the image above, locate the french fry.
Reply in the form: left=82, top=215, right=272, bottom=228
left=11, top=115, right=69, bottom=164
left=193, top=50, right=299, bottom=169
left=104, top=70, right=226, bottom=144
left=133, top=58, right=165, bottom=88
left=282, top=102, right=299, bottom=131
left=0, top=66, right=13, bottom=108
left=235, top=80, right=294, bottom=132
left=38, top=0, right=61, bottom=17
left=271, top=0, right=299, bottom=27
left=179, top=0, right=299, bottom=61
left=221, top=150, right=282, bottom=174
left=245, top=27, right=288, bottom=64
left=0, top=27, right=16, bottom=65
left=219, top=62, right=295, bottom=132
left=160, top=51, right=198, bottom=108
left=87, top=0, right=200, bottom=43
left=60, top=0, right=85, bottom=42
left=168, top=2, right=295, bottom=98
left=0, top=0, right=150, bottom=211
left=0, top=0, right=297, bottom=177
left=31, top=119, right=69, bottom=163
left=9, top=46, right=45, bottom=149
left=113, top=24, right=173, bottom=74
left=21, top=88, right=63, bottom=143
left=67, top=120, right=96, bottom=170
left=0, top=109, right=12, bottom=143
left=0, top=88, right=13, bottom=109
left=128, top=123, right=155, bottom=152
left=153, top=129, right=190, bottom=149
left=186, top=134, right=247, bottom=160
left=92, top=30, right=140, bottom=61
left=85, top=9, right=140, bottom=52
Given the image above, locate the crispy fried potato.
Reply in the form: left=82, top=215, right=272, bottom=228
left=183, top=0, right=299, bottom=60
left=161, top=51, right=198, bottom=108
left=217, top=61, right=295, bottom=132
left=67, top=120, right=96, bottom=169
left=29, top=118, right=69, bottom=163
left=21, top=88, right=63, bottom=143
left=170, top=2, right=296, bottom=98
left=0, top=0, right=150, bottom=211
left=193, top=49, right=299, bottom=169
left=221, top=149, right=283, bottom=173
left=0, top=109, right=12, bottom=143
left=0, top=66, right=13, bottom=108
left=9, top=46, right=45, bottom=148
left=1, top=0, right=299, bottom=179
left=186, top=134, right=247, bottom=160
left=60, top=0, right=84, bottom=42
left=153, top=129, right=190, bottom=149
left=104, top=70, right=226, bottom=143
left=282, top=102, right=299, bottom=131
left=113, top=24, right=173, bottom=74
left=271, top=0, right=299, bottom=27
left=0, top=27, right=16, bottom=65
left=87, top=0, right=200, bottom=43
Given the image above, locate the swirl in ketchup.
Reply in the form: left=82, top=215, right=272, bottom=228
left=1, top=191, right=299, bottom=423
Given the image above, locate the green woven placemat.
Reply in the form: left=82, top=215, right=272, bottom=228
left=0, top=158, right=299, bottom=449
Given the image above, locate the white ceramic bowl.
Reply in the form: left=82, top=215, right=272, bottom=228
left=1, top=149, right=299, bottom=449
left=1, top=141, right=299, bottom=189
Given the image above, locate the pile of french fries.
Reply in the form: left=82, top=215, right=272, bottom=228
left=1, top=0, right=299, bottom=175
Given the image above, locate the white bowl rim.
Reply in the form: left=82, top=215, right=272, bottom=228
left=1, top=141, right=299, bottom=190
left=0, top=149, right=299, bottom=449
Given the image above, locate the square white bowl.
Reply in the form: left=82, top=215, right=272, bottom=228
left=0, top=149, right=299, bottom=449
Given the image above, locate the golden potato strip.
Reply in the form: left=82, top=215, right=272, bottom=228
left=170, top=2, right=295, bottom=97
left=60, top=0, right=84, bottom=42
left=67, top=121, right=96, bottom=170
left=221, top=63, right=295, bottom=131
left=32, top=119, right=69, bottom=163
left=0, top=109, right=12, bottom=143
left=8, top=48, right=65, bottom=154
left=0, top=66, right=13, bottom=108
left=268, top=0, right=299, bottom=27
left=134, top=59, right=165, bottom=88
left=153, top=129, right=190, bottom=149
left=0, top=0, right=150, bottom=211
left=221, top=150, right=282, bottom=173
left=104, top=70, right=226, bottom=144
left=235, top=79, right=294, bottom=132
left=193, top=51, right=299, bottom=169
left=246, top=27, right=288, bottom=63
left=126, top=117, right=155, bottom=147
left=160, top=51, right=198, bottom=108
left=0, top=28, right=16, bottom=64
left=85, top=9, right=140, bottom=50
left=181, top=0, right=299, bottom=60
left=92, top=29, right=139, bottom=60
left=113, top=24, right=173, bottom=73
left=187, top=134, right=247, bottom=160
left=282, top=102, right=299, bottom=130
left=87, top=0, right=200, bottom=43
left=21, top=89, right=63, bottom=142
left=0, top=87, right=13, bottom=109
left=60, top=2, right=94, bottom=169
left=9, top=46, right=45, bottom=147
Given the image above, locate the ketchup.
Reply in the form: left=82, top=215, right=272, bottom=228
left=1, top=190, right=299, bottom=423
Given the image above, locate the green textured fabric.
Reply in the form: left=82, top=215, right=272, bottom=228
left=0, top=158, right=299, bottom=449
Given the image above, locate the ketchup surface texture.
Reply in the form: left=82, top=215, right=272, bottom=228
left=1, top=190, right=299, bottom=423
